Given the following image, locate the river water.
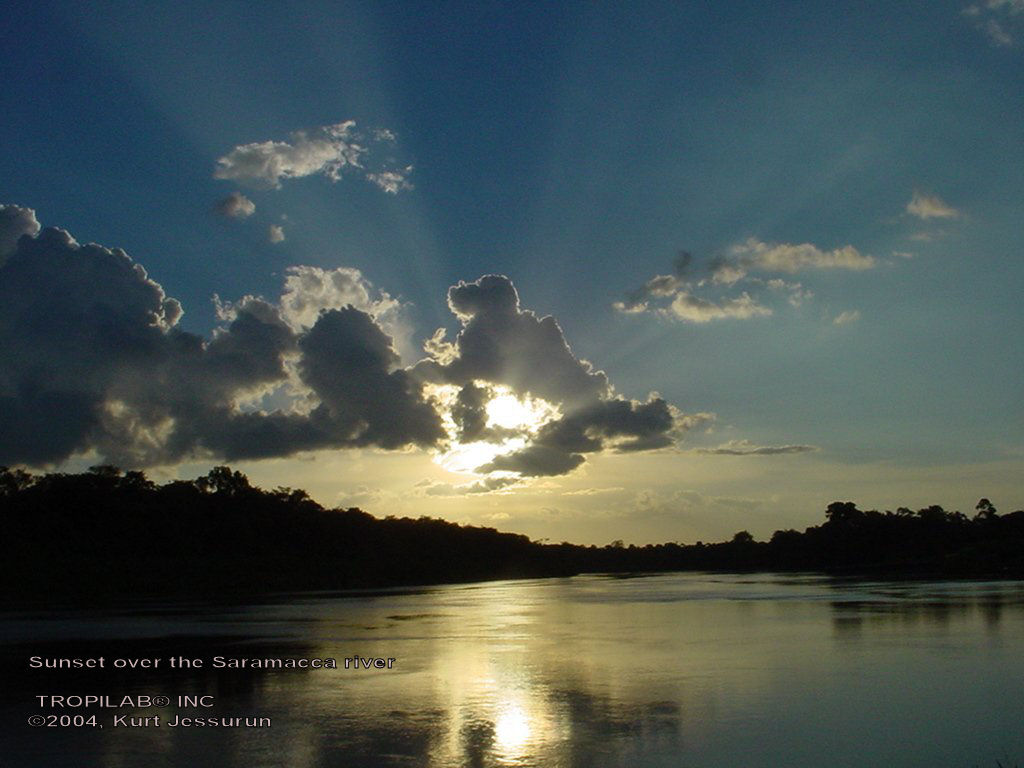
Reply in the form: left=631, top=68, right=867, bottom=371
left=2, top=572, right=1023, bottom=767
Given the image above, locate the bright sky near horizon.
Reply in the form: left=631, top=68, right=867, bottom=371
left=1, top=0, right=1022, bottom=544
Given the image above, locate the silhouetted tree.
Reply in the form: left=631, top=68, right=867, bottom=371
left=975, top=498, right=998, bottom=521
left=196, top=466, right=252, bottom=496
left=0, top=466, right=34, bottom=495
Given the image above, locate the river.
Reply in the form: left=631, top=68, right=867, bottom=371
left=2, top=572, right=1023, bottom=767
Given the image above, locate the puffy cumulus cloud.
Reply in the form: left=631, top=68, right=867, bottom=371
left=905, top=190, right=960, bottom=220
left=278, top=265, right=401, bottom=331
left=420, top=275, right=611, bottom=408
left=0, top=204, right=41, bottom=264
left=267, top=224, right=285, bottom=243
left=214, top=120, right=413, bottom=193
left=617, top=240, right=872, bottom=325
left=277, top=265, right=414, bottom=362
left=696, top=440, right=818, bottom=456
left=0, top=206, right=442, bottom=467
left=214, top=192, right=255, bottom=219
left=0, top=216, right=699, bottom=483
left=410, top=275, right=709, bottom=479
left=296, top=308, right=444, bottom=450
left=832, top=310, right=861, bottom=326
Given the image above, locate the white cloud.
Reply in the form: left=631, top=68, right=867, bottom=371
left=697, top=439, right=818, bottom=456
left=366, top=168, right=414, bottom=194
left=906, top=190, right=960, bottom=220
left=421, top=476, right=521, bottom=496
left=984, top=18, right=1015, bottom=44
left=214, top=120, right=414, bottom=193
left=277, top=266, right=408, bottom=355
left=616, top=240, right=867, bottom=325
left=268, top=224, right=285, bottom=243
left=665, top=291, right=772, bottom=323
left=965, top=0, right=1023, bottom=45
left=726, top=238, right=875, bottom=275
left=833, top=310, right=861, bottom=326
left=764, top=278, right=813, bottom=307
left=214, top=192, right=255, bottom=219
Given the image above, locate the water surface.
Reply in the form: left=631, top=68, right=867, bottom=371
left=3, top=573, right=1023, bottom=767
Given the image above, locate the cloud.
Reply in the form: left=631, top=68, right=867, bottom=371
left=697, top=440, right=818, bottom=456
left=906, top=190, right=960, bottom=220
left=764, top=278, right=813, bottom=307
left=475, top=396, right=689, bottom=478
left=0, top=204, right=41, bottom=264
left=0, top=206, right=443, bottom=467
left=412, top=274, right=711, bottom=479
left=419, top=275, right=611, bottom=408
left=0, top=210, right=698, bottom=481
left=833, top=310, right=861, bottom=326
left=723, top=238, right=875, bottom=278
left=267, top=224, right=285, bottom=243
left=214, top=120, right=413, bottom=193
left=983, top=17, right=1014, bottom=44
left=617, top=240, right=870, bottom=325
left=278, top=265, right=402, bottom=333
left=964, top=1, right=1023, bottom=45
left=214, top=192, right=255, bottom=219
left=421, top=476, right=521, bottom=496
left=295, top=308, right=444, bottom=450
left=665, top=292, right=772, bottom=323
left=366, top=168, right=414, bottom=194
left=450, top=382, right=491, bottom=442
left=478, top=444, right=587, bottom=477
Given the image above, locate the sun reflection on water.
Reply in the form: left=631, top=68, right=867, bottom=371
left=494, top=701, right=532, bottom=754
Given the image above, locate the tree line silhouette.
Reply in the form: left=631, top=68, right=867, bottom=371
left=2, top=465, right=1022, bottom=601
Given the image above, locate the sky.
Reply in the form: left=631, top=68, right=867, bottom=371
left=1, top=0, right=1022, bottom=544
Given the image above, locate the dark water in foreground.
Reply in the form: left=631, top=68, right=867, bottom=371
left=2, top=573, right=1024, bottom=767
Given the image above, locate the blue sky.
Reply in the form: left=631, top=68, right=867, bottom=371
left=1, top=0, right=1021, bottom=542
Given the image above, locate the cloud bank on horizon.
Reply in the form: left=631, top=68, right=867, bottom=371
left=0, top=205, right=708, bottom=484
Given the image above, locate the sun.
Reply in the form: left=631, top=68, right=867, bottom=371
left=429, top=384, right=559, bottom=477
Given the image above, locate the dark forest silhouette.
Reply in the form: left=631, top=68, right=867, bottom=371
left=2, top=465, right=1022, bottom=601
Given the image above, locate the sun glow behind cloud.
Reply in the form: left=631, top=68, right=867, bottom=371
left=432, top=384, right=561, bottom=478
